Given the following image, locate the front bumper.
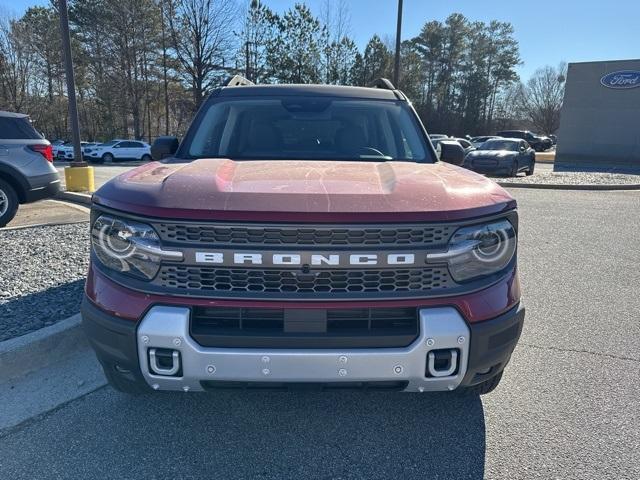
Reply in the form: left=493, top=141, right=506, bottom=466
left=82, top=297, right=524, bottom=393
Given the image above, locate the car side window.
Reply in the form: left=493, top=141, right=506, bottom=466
left=0, top=117, right=43, bottom=140
left=130, top=142, right=143, bottom=148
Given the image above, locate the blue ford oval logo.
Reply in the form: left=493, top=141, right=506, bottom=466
left=600, top=70, right=640, bottom=89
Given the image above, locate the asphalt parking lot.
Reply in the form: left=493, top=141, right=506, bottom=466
left=0, top=188, right=638, bottom=479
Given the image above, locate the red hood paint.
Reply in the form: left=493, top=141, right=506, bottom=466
left=93, top=159, right=516, bottom=222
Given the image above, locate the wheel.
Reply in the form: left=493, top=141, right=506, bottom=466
left=510, top=161, right=519, bottom=177
left=102, top=364, right=149, bottom=394
left=466, top=371, right=503, bottom=395
left=0, top=179, right=19, bottom=228
left=526, top=160, right=535, bottom=176
left=141, top=154, right=152, bottom=162
left=102, top=152, right=114, bottom=163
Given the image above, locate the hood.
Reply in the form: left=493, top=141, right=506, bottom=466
left=93, top=159, right=516, bottom=222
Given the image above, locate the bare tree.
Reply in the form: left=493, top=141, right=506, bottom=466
left=320, top=0, right=356, bottom=84
left=164, top=0, right=237, bottom=107
left=236, top=0, right=278, bottom=84
left=0, top=14, right=37, bottom=112
left=519, top=63, right=567, bottom=134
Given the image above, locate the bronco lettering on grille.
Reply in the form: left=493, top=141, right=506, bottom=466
left=193, top=251, right=418, bottom=268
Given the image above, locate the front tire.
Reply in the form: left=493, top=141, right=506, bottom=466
left=102, top=153, right=114, bottom=163
left=466, top=371, right=503, bottom=395
left=0, top=179, right=19, bottom=228
left=526, top=160, right=535, bottom=176
left=102, top=364, right=149, bottom=395
left=510, top=161, right=519, bottom=177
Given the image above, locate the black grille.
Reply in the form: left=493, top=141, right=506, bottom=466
left=190, top=306, right=419, bottom=348
left=158, top=266, right=453, bottom=294
left=471, top=158, right=499, bottom=167
left=155, top=223, right=454, bottom=247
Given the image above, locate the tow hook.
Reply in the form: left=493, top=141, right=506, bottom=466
left=426, top=349, right=459, bottom=377
left=148, top=348, right=181, bottom=376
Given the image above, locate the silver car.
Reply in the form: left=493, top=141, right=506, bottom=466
left=0, top=111, right=61, bottom=227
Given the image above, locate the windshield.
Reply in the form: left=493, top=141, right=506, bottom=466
left=481, top=140, right=520, bottom=152
left=178, top=97, right=433, bottom=162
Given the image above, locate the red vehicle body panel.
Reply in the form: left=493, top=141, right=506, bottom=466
left=85, top=265, right=521, bottom=324
left=92, top=159, right=516, bottom=222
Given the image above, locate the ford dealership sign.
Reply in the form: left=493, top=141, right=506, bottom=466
left=600, top=70, right=640, bottom=89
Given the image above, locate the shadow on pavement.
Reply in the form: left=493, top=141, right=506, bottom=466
left=69, top=389, right=486, bottom=478
left=0, top=279, right=85, bottom=342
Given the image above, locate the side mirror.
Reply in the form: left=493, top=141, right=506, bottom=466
left=438, top=140, right=465, bottom=166
left=151, top=136, right=179, bottom=161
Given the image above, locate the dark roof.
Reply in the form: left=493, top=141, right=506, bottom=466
left=0, top=111, right=29, bottom=118
left=218, top=84, right=400, bottom=100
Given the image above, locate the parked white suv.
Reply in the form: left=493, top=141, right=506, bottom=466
left=86, top=140, right=152, bottom=163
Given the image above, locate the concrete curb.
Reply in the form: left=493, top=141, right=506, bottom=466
left=56, top=190, right=92, bottom=205
left=0, top=220, right=88, bottom=232
left=0, top=314, right=87, bottom=383
left=497, top=182, right=640, bottom=191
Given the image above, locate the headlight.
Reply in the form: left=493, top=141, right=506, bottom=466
left=427, top=219, right=516, bottom=282
left=91, top=215, right=182, bottom=280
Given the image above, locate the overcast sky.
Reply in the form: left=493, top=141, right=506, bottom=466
left=3, top=0, right=638, bottom=81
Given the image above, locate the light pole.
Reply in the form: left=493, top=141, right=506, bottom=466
left=58, top=0, right=94, bottom=192
left=58, top=0, right=83, bottom=166
left=393, top=0, right=403, bottom=87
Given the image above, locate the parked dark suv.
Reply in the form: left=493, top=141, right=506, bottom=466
left=0, top=111, right=61, bottom=227
left=496, top=130, right=551, bottom=152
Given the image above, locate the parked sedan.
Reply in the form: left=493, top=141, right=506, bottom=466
left=464, top=138, right=535, bottom=177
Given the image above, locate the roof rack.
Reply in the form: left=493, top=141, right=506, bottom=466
left=370, top=78, right=396, bottom=90
left=223, top=75, right=254, bottom=87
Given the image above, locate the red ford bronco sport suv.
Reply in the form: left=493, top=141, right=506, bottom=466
left=82, top=77, right=524, bottom=395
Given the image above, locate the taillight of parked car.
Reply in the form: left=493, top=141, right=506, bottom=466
left=28, top=144, right=54, bottom=162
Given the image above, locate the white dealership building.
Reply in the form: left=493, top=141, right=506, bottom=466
left=555, top=58, right=640, bottom=170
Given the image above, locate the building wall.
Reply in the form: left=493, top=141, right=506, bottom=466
left=556, top=59, right=640, bottom=170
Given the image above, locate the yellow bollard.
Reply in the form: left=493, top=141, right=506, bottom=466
left=64, top=165, right=95, bottom=192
